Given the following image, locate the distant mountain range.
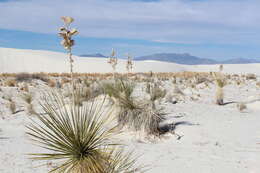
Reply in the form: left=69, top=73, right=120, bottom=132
left=135, top=53, right=260, bottom=65
left=79, top=52, right=260, bottom=65
left=80, top=53, right=106, bottom=58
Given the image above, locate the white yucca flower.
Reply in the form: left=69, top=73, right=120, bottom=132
left=61, top=16, right=74, bottom=25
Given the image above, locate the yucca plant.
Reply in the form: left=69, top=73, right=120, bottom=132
left=58, top=16, right=79, bottom=84
left=26, top=91, right=141, bottom=173
left=103, top=79, right=165, bottom=136
left=126, top=53, right=133, bottom=74
left=214, top=72, right=226, bottom=105
left=108, top=48, right=118, bottom=79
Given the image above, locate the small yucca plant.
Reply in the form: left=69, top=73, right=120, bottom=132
left=26, top=91, right=140, bottom=173
left=214, top=72, right=226, bottom=105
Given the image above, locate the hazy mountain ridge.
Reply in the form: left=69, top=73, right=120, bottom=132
left=79, top=53, right=106, bottom=58
left=79, top=52, right=260, bottom=65
left=135, top=53, right=217, bottom=65
left=134, top=53, right=260, bottom=65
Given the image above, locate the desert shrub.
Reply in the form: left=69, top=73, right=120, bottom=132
left=246, top=73, right=257, bottom=80
left=31, top=73, right=49, bottom=82
left=214, top=73, right=226, bottom=105
left=19, top=83, right=29, bottom=92
left=256, top=82, right=260, bottom=88
left=237, top=103, right=247, bottom=112
left=15, top=73, right=32, bottom=82
left=9, top=99, right=16, bottom=114
left=26, top=91, right=141, bottom=173
left=21, top=92, right=37, bottom=115
left=48, top=79, right=56, bottom=88
left=146, top=83, right=166, bottom=103
left=22, top=92, right=33, bottom=104
left=5, top=79, right=17, bottom=87
left=104, top=79, right=165, bottom=136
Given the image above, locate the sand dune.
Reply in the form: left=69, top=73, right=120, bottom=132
left=1, top=47, right=260, bottom=74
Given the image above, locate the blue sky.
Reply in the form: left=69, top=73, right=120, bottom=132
left=0, top=0, right=260, bottom=60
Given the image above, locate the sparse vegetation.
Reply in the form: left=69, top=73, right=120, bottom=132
left=26, top=91, right=140, bottom=173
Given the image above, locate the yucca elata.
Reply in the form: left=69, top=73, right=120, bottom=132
left=103, top=79, right=165, bottom=136
left=26, top=90, right=140, bottom=173
left=126, top=53, right=133, bottom=74
left=58, top=16, right=79, bottom=83
left=108, top=48, right=118, bottom=79
left=214, top=70, right=226, bottom=105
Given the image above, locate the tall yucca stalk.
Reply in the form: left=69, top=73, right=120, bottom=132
left=59, top=16, right=78, bottom=85
left=126, top=53, right=133, bottom=74
left=108, top=48, right=118, bottom=79
left=26, top=90, right=140, bottom=173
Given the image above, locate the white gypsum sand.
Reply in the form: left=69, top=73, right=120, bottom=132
left=0, top=47, right=260, bottom=173
left=1, top=47, right=260, bottom=74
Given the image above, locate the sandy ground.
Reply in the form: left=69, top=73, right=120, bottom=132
left=1, top=47, right=260, bottom=74
left=0, top=47, right=260, bottom=173
left=0, top=79, right=260, bottom=173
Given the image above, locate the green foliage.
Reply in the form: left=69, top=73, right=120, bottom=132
left=26, top=91, right=140, bottom=173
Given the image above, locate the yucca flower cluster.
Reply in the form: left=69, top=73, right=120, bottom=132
left=58, top=16, right=78, bottom=81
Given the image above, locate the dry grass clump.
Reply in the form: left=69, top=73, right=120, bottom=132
left=15, top=73, right=32, bottom=82
left=246, top=73, right=257, bottom=80
left=9, top=99, right=17, bottom=114
left=19, top=83, right=29, bottom=92
left=104, top=79, right=166, bottom=136
left=48, top=79, right=56, bottom=88
left=256, top=81, right=260, bottom=88
left=5, top=79, right=17, bottom=87
left=146, top=83, right=166, bottom=104
left=31, top=73, right=49, bottom=82
left=237, top=102, right=247, bottom=112
left=26, top=91, right=140, bottom=173
left=3, top=95, right=17, bottom=114
left=21, top=92, right=37, bottom=115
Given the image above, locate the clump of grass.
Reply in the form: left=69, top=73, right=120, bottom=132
left=5, top=79, right=16, bottom=87
left=246, top=73, right=257, bottom=80
left=104, top=79, right=165, bottom=136
left=21, top=92, right=37, bottom=115
left=15, top=73, right=32, bottom=82
left=237, top=102, right=247, bottom=112
left=48, top=79, right=56, bottom=88
left=26, top=91, right=141, bottom=173
left=9, top=99, right=16, bottom=114
left=146, top=83, right=166, bottom=104
left=3, top=94, right=17, bottom=114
